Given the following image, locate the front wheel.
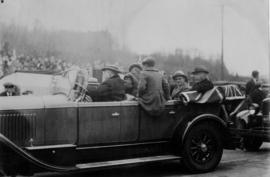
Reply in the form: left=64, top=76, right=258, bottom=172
left=181, top=122, right=223, bottom=173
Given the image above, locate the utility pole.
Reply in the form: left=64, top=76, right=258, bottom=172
left=221, top=5, right=224, bottom=81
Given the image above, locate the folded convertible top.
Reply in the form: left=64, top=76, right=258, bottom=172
left=180, top=85, right=245, bottom=104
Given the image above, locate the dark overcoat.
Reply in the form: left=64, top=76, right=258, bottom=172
left=245, top=79, right=257, bottom=95
left=138, top=69, right=170, bottom=116
left=90, top=74, right=126, bottom=101
left=249, top=88, right=267, bottom=106
left=190, top=79, right=214, bottom=94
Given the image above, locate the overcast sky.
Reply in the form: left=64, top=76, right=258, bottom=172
left=0, top=0, right=269, bottom=76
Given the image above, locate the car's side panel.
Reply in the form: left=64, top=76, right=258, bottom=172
left=44, top=108, right=77, bottom=145
left=78, top=103, right=122, bottom=145
left=139, top=103, right=180, bottom=141
left=42, top=95, right=78, bottom=145
left=120, top=102, right=139, bottom=142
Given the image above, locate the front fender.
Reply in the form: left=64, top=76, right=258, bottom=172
left=0, top=133, right=77, bottom=176
left=181, top=114, right=227, bottom=143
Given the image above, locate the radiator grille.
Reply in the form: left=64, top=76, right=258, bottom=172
left=0, top=113, right=37, bottom=145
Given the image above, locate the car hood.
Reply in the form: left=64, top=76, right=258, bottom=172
left=0, top=72, right=53, bottom=95
left=0, top=95, right=76, bottom=111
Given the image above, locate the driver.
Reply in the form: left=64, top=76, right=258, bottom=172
left=0, top=82, right=20, bottom=96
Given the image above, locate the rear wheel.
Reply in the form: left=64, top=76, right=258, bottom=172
left=181, top=122, right=223, bottom=173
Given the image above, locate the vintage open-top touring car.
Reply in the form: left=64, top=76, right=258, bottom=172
left=0, top=69, right=245, bottom=176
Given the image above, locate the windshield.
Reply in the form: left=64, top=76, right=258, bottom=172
left=50, top=68, right=88, bottom=98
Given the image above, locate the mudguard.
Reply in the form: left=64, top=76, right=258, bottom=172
left=181, top=114, right=227, bottom=143
left=0, top=133, right=77, bottom=176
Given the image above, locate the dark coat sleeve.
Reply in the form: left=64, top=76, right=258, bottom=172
left=162, top=77, right=171, bottom=100
left=97, top=81, right=112, bottom=97
left=138, top=73, right=147, bottom=97
left=191, top=79, right=214, bottom=94
left=249, top=88, right=267, bottom=105
left=95, top=76, right=126, bottom=101
left=88, top=80, right=112, bottom=101
left=245, top=80, right=256, bottom=95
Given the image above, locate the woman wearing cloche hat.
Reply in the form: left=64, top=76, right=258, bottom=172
left=171, top=70, right=190, bottom=99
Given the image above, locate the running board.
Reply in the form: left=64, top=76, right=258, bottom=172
left=76, top=155, right=181, bottom=169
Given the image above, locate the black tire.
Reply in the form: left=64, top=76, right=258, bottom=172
left=181, top=122, right=223, bottom=173
left=243, top=137, right=263, bottom=151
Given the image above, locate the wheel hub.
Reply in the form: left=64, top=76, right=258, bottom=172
left=200, top=143, right=208, bottom=152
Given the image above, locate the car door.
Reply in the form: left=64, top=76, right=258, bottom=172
left=139, top=101, right=179, bottom=141
left=78, top=102, right=122, bottom=145
left=119, top=101, right=139, bottom=142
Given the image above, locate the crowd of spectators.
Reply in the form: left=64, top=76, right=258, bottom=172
left=0, top=52, right=74, bottom=77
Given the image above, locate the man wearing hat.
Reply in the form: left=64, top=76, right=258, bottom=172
left=246, top=70, right=260, bottom=96
left=89, top=65, right=126, bottom=101
left=0, top=82, right=20, bottom=96
left=190, top=66, right=214, bottom=94
left=171, top=70, right=189, bottom=99
left=138, top=56, right=170, bottom=116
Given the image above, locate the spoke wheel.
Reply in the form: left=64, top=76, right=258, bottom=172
left=189, top=132, right=216, bottom=164
left=182, top=122, right=223, bottom=172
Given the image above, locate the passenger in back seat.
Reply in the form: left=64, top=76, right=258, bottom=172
left=123, top=64, right=142, bottom=97
left=171, top=70, right=190, bottom=100
left=124, top=73, right=138, bottom=97
left=88, top=65, right=126, bottom=102
left=128, top=63, right=142, bottom=84
left=138, top=57, right=170, bottom=116
left=190, top=66, right=214, bottom=94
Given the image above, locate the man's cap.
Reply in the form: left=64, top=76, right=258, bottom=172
left=129, top=63, right=142, bottom=72
left=191, top=66, right=209, bottom=74
left=3, top=82, right=15, bottom=88
left=142, top=56, right=155, bottom=67
left=172, top=70, right=188, bottom=81
left=101, top=65, right=122, bottom=73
